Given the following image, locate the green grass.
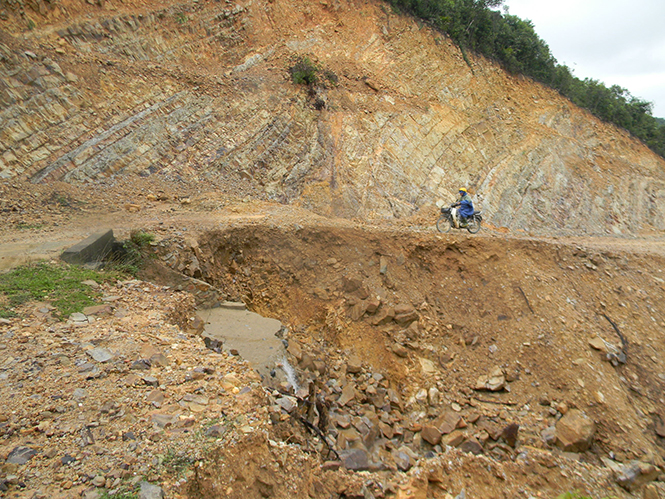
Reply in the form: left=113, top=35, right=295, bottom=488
left=290, top=56, right=319, bottom=86
left=161, top=446, right=193, bottom=476
left=16, top=222, right=44, bottom=231
left=0, top=262, right=122, bottom=319
left=103, top=229, right=156, bottom=277
left=99, top=483, right=139, bottom=499
left=556, top=492, right=618, bottom=499
left=129, top=229, right=155, bottom=248
left=288, top=57, right=339, bottom=87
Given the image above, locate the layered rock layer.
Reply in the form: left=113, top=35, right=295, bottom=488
left=1, top=0, right=664, bottom=234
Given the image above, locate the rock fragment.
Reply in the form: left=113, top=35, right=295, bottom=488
left=6, top=446, right=37, bottom=465
left=341, top=448, right=370, bottom=471
left=87, top=347, right=113, bottom=363
left=421, top=425, right=442, bottom=445
left=555, top=409, right=595, bottom=452
left=614, top=461, right=660, bottom=492
left=346, top=354, right=362, bottom=374
left=474, top=367, right=506, bottom=392
left=139, top=481, right=165, bottom=499
left=501, top=423, right=519, bottom=447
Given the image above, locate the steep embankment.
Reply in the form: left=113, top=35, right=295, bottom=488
left=1, top=0, right=665, bottom=235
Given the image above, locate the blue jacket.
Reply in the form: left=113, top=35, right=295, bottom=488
left=458, top=193, right=474, bottom=217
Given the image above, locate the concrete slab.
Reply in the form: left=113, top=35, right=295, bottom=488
left=199, top=304, right=287, bottom=381
left=60, top=230, right=115, bottom=265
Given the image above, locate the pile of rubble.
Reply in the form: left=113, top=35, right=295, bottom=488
left=0, top=278, right=267, bottom=499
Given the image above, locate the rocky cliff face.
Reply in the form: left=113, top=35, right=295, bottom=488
left=2, top=0, right=665, bottom=235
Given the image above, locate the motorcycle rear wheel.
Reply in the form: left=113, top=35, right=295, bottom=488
left=436, top=216, right=452, bottom=233
left=467, top=217, right=481, bottom=234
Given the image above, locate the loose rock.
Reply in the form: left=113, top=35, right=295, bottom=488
left=555, top=409, right=595, bottom=452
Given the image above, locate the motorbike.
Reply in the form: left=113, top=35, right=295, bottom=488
left=436, top=205, right=482, bottom=234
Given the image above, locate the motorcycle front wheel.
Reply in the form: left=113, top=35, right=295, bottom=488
left=436, top=216, right=452, bottom=233
left=467, top=217, right=481, bottom=234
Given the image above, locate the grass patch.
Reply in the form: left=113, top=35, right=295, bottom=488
left=290, top=56, right=319, bottom=86
left=161, top=446, right=193, bottom=476
left=0, top=262, right=122, bottom=319
left=289, top=56, right=338, bottom=88
left=15, top=222, right=44, bottom=231
left=99, top=483, right=139, bottom=499
left=44, top=191, right=75, bottom=208
left=556, top=492, right=618, bottom=499
left=105, top=229, right=156, bottom=277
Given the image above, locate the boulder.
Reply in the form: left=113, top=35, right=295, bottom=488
left=342, top=276, right=363, bottom=294
left=643, top=484, right=661, bottom=499
left=588, top=336, right=608, bottom=352
left=392, top=344, right=408, bottom=358
left=655, top=415, right=665, bottom=438
left=419, top=357, right=437, bottom=375
left=555, top=409, right=595, bottom=452
left=394, top=304, right=418, bottom=324
left=276, top=396, right=298, bottom=413
left=441, top=430, right=466, bottom=447
left=541, top=426, right=557, bottom=446
left=87, top=347, right=113, bottom=363
left=392, top=450, right=412, bottom=471
left=379, top=256, right=388, bottom=275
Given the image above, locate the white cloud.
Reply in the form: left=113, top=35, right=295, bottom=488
left=502, top=0, right=665, bottom=116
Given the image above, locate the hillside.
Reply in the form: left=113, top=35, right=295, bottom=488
left=1, top=0, right=665, bottom=235
left=1, top=1, right=665, bottom=499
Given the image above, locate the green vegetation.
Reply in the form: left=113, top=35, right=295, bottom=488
left=175, top=12, right=189, bottom=24
left=289, top=56, right=338, bottom=87
left=0, top=262, right=113, bottom=319
left=556, top=493, right=593, bottom=499
left=15, top=222, right=44, bottom=231
left=44, top=191, right=76, bottom=208
left=99, top=487, right=139, bottom=499
left=109, top=229, right=156, bottom=276
left=555, top=492, right=618, bottom=499
left=129, top=229, right=155, bottom=248
left=160, top=446, right=193, bottom=476
left=290, top=57, right=320, bottom=85
left=383, top=0, right=665, bottom=158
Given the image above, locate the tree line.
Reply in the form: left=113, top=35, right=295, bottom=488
left=384, top=0, right=665, bottom=159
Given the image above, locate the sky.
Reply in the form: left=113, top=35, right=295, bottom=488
left=500, top=0, right=665, bottom=118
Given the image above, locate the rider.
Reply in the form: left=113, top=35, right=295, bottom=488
left=452, top=188, right=474, bottom=226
